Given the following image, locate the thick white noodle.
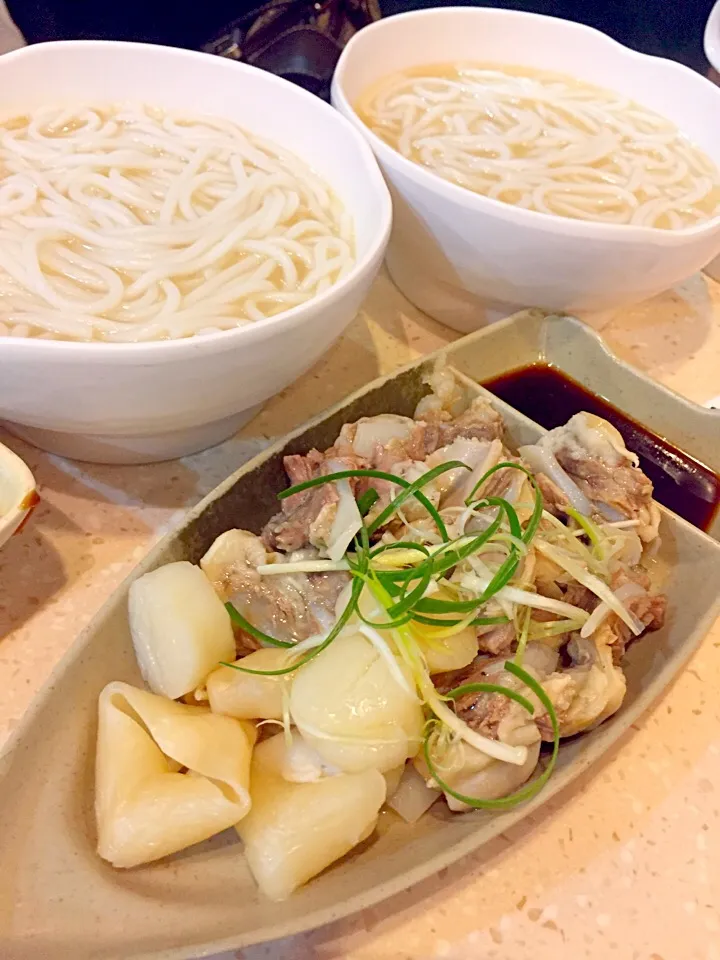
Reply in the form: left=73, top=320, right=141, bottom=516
left=0, top=105, right=354, bottom=341
left=360, top=66, right=720, bottom=229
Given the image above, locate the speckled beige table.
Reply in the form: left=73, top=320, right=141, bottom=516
left=2, top=269, right=720, bottom=960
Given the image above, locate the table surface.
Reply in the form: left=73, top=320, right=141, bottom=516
left=2, top=269, right=720, bottom=960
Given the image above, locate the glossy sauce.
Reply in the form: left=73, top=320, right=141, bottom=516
left=482, top=363, right=720, bottom=532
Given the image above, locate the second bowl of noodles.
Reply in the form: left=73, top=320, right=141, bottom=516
left=332, top=7, right=720, bottom=330
left=0, top=41, right=391, bottom=462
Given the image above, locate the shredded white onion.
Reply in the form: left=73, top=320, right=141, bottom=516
left=459, top=571, right=591, bottom=623
left=580, top=580, right=646, bottom=638
left=519, top=444, right=593, bottom=515
left=325, top=468, right=363, bottom=562
left=535, top=541, right=644, bottom=636
left=257, top=559, right=350, bottom=575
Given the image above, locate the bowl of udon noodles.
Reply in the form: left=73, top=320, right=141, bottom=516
left=332, top=7, right=720, bottom=332
left=0, top=41, right=391, bottom=463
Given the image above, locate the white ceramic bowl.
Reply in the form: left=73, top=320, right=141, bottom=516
left=332, top=8, right=720, bottom=332
left=0, top=441, right=37, bottom=549
left=0, top=42, right=391, bottom=464
left=706, top=0, right=720, bottom=73
left=703, top=1, right=720, bottom=283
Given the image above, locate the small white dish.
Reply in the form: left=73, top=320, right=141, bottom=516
left=0, top=441, right=37, bottom=548
left=332, top=8, right=720, bottom=332
left=0, top=41, right=391, bottom=464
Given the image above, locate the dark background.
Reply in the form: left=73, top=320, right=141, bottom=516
left=7, top=0, right=716, bottom=74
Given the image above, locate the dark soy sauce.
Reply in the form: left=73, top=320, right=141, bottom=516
left=482, top=363, right=720, bottom=532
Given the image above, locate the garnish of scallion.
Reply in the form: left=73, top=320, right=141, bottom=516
left=422, top=661, right=559, bottom=810
left=223, top=454, right=562, bottom=808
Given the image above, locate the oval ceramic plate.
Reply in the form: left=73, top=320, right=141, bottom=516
left=1, top=322, right=720, bottom=960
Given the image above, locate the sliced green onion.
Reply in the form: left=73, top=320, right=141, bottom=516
left=445, top=680, right=535, bottom=717
left=428, top=516, right=504, bottom=578
left=513, top=606, right=532, bottom=665
left=387, top=565, right=433, bottom=619
left=414, top=606, right=479, bottom=641
left=490, top=532, right=528, bottom=555
left=367, top=460, right=470, bottom=536
left=481, top=496, right=522, bottom=539
left=381, top=513, right=509, bottom=595
left=357, top=488, right=379, bottom=517
left=368, top=535, right=490, bottom=587
left=415, top=543, right=519, bottom=616
left=225, top=601, right=294, bottom=649
left=355, top=515, right=371, bottom=559
left=278, top=468, right=450, bottom=541
left=521, top=473, right=544, bottom=545
left=566, top=506, right=604, bottom=560
left=527, top=618, right=583, bottom=640
left=357, top=607, right=414, bottom=630
left=423, top=661, right=559, bottom=809
left=363, top=570, right=528, bottom=765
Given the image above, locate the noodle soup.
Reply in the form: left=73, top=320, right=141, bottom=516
left=356, top=63, right=720, bottom=229
left=0, top=105, right=354, bottom=342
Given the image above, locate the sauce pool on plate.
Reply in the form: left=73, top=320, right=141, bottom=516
left=482, top=363, right=720, bottom=532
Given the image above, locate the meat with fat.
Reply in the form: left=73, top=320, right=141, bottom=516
left=262, top=450, right=365, bottom=555
left=201, top=529, right=348, bottom=648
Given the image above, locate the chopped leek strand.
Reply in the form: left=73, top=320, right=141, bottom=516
left=256, top=559, right=350, bottom=575
left=225, top=601, right=294, bottom=648
left=367, top=459, right=471, bottom=536
left=357, top=488, right=379, bottom=517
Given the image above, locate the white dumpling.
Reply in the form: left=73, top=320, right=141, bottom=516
left=237, top=733, right=386, bottom=900
left=290, top=630, right=424, bottom=773
left=95, top=681, right=255, bottom=868
left=129, top=561, right=235, bottom=699
left=206, top=648, right=290, bottom=720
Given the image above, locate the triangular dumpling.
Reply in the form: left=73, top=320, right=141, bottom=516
left=96, top=682, right=255, bottom=868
